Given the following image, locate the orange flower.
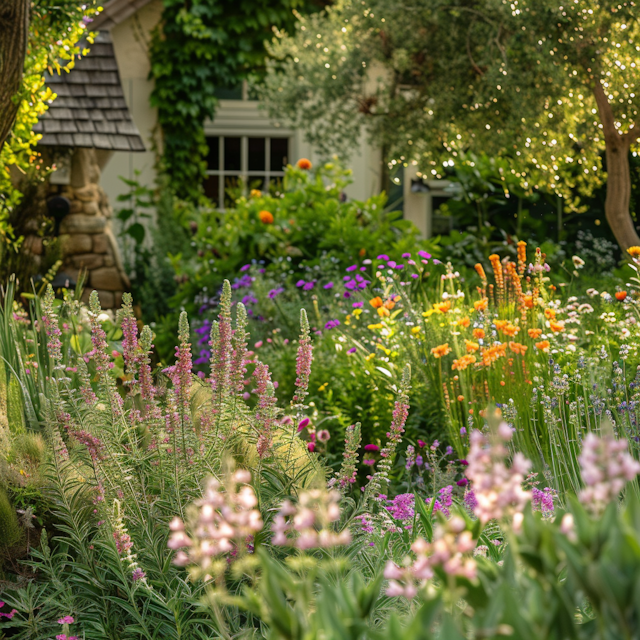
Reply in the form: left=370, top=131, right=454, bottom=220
left=503, top=323, right=520, bottom=337
left=369, top=297, right=383, bottom=309
left=528, top=328, right=542, bottom=339
left=535, top=340, right=551, bottom=351
left=465, top=339, right=480, bottom=353
left=457, top=316, right=470, bottom=328
left=474, top=263, right=487, bottom=281
left=474, top=298, right=488, bottom=312
left=517, top=240, right=527, bottom=267
left=457, top=395, right=465, bottom=402
left=433, top=300, right=451, bottom=314
left=250, top=188, right=262, bottom=198
left=431, top=343, right=451, bottom=358
left=359, top=248, right=366, bottom=257
left=523, top=295, right=534, bottom=309
left=297, top=158, right=312, bottom=170
left=472, top=328, right=485, bottom=340
left=494, top=319, right=508, bottom=332
left=544, top=308, right=556, bottom=320
left=258, top=210, right=274, bottom=224
left=616, top=291, right=628, bottom=301
left=509, top=341, right=528, bottom=355
left=452, top=354, right=477, bottom=371
left=628, top=246, right=640, bottom=257
left=549, top=320, right=565, bottom=333
left=384, top=298, right=396, bottom=310
left=481, top=343, right=507, bottom=366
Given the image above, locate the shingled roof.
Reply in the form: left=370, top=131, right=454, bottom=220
left=34, top=31, right=145, bottom=152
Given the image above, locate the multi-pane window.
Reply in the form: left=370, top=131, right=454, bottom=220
left=203, top=136, right=290, bottom=209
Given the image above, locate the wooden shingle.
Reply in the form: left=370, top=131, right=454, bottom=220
left=35, top=31, right=145, bottom=152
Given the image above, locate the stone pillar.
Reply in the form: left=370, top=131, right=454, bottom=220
left=54, top=148, right=129, bottom=309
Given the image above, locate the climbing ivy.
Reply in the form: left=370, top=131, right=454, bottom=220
left=149, top=0, right=313, bottom=201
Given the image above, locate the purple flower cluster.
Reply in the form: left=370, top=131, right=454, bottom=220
left=532, top=487, right=555, bottom=517
left=324, top=319, right=340, bottom=330
left=296, top=279, right=316, bottom=291
left=386, top=493, right=415, bottom=521
left=428, top=485, right=453, bottom=517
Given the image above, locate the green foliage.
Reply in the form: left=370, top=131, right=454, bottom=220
left=0, top=485, right=21, bottom=549
left=261, top=0, right=640, bottom=210
left=149, top=0, right=310, bottom=200
left=171, top=162, right=430, bottom=318
left=0, top=1, right=96, bottom=256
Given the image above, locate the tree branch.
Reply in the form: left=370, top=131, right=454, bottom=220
left=593, top=76, right=622, bottom=148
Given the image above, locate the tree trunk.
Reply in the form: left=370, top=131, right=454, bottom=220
left=0, top=0, right=29, bottom=154
left=604, top=135, right=639, bottom=251
left=593, top=78, right=640, bottom=250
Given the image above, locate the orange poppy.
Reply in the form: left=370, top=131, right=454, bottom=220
left=474, top=298, right=488, bottom=312
left=494, top=320, right=508, bottom=332
left=472, top=328, right=485, bottom=340
left=433, top=301, right=451, bottom=314
left=480, top=343, right=507, bottom=366
left=465, top=339, right=480, bottom=353
left=297, top=158, right=312, bottom=170
left=457, top=316, right=470, bottom=328
left=544, top=308, right=556, bottom=320
left=616, top=291, right=628, bottom=301
left=431, top=343, right=452, bottom=358
left=509, top=341, right=528, bottom=355
left=535, top=340, right=551, bottom=351
left=383, top=298, right=396, bottom=310
left=528, top=328, right=543, bottom=339
left=452, top=355, right=477, bottom=371
left=259, top=210, right=274, bottom=224
left=369, top=297, right=383, bottom=309
left=549, top=320, right=565, bottom=333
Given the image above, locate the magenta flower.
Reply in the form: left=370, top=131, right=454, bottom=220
left=323, top=282, right=334, bottom=289
left=364, top=444, right=380, bottom=452
left=377, top=254, right=389, bottom=260
left=308, top=442, right=316, bottom=452
left=296, top=280, right=306, bottom=287
left=297, top=418, right=310, bottom=432
left=347, top=347, right=356, bottom=354
left=58, top=616, right=75, bottom=624
left=346, top=265, right=358, bottom=272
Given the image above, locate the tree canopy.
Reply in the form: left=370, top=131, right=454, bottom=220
left=261, top=0, right=640, bottom=248
left=0, top=0, right=95, bottom=247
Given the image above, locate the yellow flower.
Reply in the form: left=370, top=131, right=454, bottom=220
left=318, top=382, right=328, bottom=392
left=368, top=323, right=383, bottom=330
left=250, top=189, right=262, bottom=198
left=411, top=326, right=421, bottom=335
left=353, top=308, right=363, bottom=317
left=627, top=246, right=640, bottom=257
left=365, top=353, right=375, bottom=362
left=377, top=307, right=391, bottom=317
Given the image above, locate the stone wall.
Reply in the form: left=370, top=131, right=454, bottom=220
left=43, top=148, right=130, bottom=309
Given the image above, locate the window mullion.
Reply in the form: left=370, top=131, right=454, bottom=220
left=219, top=136, right=225, bottom=209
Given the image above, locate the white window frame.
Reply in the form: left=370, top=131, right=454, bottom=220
left=204, top=134, right=290, bottom=209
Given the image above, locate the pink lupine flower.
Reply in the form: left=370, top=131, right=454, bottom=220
left=578, top=432, right=640, bottom=514
left=168, top=471, right=262, bottom=577
left=292, top=309, right=313, bottom=407
left=42, top=285, right=63, bottom=365
left=271, top=489, right=350, bottom=549
left=465, top=424, right=531, bottom=524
